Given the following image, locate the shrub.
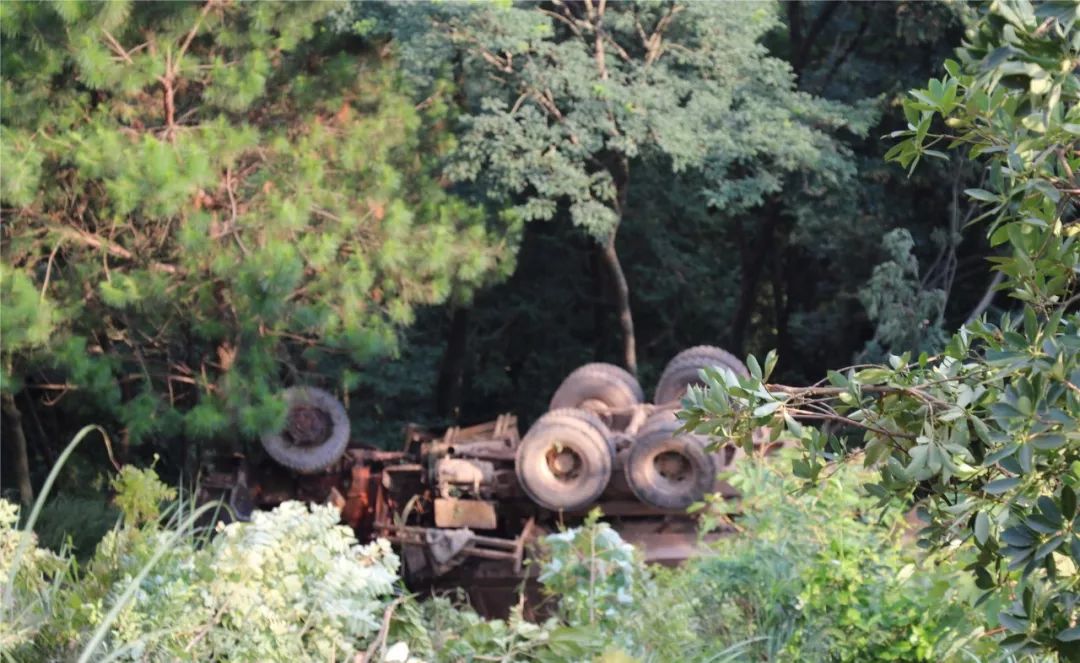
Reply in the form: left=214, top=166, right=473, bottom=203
left=681, top=3, right=1080, bottom=656
left=0, top=499, right=72, bottom=656
left=3, top=466, right=403, bottom=662
left=31, top=495, right=118, bottom=559
left=656, top=454, right=994, bottom=662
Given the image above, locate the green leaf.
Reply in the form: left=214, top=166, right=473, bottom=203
left=762, top=349, right=778, bottom=382
left=1025, top=514, right=1060, bottom=534
left=1018, top=443, right=1033, bottom=473
left=792, top=459, right=813, bottom=479
left=783, top=412, right=804, bottom=438
left=1034, top=534, right=1063, bottom=560
left=1037, top=496, right=1063, bottom=526
left=1058, top=626, right=1080, bottom=642
left=826, top=370, right=848, bottom=387
left=753, top=401, right=781, bottom=418
left=998, top=612, right=1029, bottom=633
left=1001, top=526, right=1035, bottom=547
left=974, top=511, right=990, bottom=545
left=1000, top=633, right=1031, bottom=653
left=984, top=477, right=1021, bottom=494
left=983, top=442, right=1018, bottom=464
left=964, top=188, right=1000, bottom=202
left=1061, top=486, right=1076, bottom=520
left=1031, top=434, right=1066, bottom=450
left=746, top=354, right=762, bottom=380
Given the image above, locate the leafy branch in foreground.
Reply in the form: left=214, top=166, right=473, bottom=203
left=683, top=2, right=1078, bottom=659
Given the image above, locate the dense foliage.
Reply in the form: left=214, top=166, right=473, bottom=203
left=333, top=0, right=977, bottom=438
left=674, top=456, right=993, bottom=661
left=343, top=1, right=874, bottom=375
left=0, top=1, right=511, bottom=467
left=684, top=2, right=1080, bottom=658
left=2, top=0, right=987, bottom=476
left=3, top=468, right=404, bottom=661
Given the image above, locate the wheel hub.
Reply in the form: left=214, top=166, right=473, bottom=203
left=546, top=446, right=583, bottom=479
left=654, top=451, right=691, bottom=483
left=286, top=405, right=333, bottom=446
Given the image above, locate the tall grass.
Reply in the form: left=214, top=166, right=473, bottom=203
left=1, top=426, right=215, bottom=661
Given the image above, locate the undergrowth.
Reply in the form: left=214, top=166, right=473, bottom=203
left=0, top=429, right=1056, bottom=662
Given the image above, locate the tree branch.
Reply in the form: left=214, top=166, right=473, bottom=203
left=177, top=0, right=216, bottom=62
left=359, top=597, right=408, bottom=663
left=102, top=30, right=135, bottom=64
left=768, top=383, right=952, bottom=409
left=786, top=408, right=917, bottom=440
left=966, top=272, right=1005, bottom=324
left=793, top=2, right=842, bottom=75
left=539, top=8, right=584, bottom=39
left=56, top=228, right=178, bottom=274
left=817, top=11, right=870, bottom=87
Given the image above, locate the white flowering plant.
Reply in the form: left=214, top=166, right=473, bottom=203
left=3, top=459, right=404, bottom=662
left=537, top=510, right=639, bottom=631
left=87, top=499, right=402, bottom=662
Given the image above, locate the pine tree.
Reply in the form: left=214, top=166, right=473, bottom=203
left=0, top=1, right=513, bottom=462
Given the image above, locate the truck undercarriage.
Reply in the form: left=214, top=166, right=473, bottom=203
left=199, top=346, right=775, bottom=616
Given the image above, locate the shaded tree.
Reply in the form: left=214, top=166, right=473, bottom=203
left=356, top=0, right=871, bottom=375
left=0, top=1, right=513, bottom=483
left=332, top=1, right=978, bottom=437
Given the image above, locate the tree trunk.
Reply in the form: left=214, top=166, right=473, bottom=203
left=436, top=305, right=470, bottom=419
left=966, top=272, right=1005, bottom=324
left=772, top=243, right=792, bottom=365
left=787, top=1, right=804, bottom=75
left=731, top=206, right=782, bottom=355
left=590, top=247, right=607, bottom=359
left=2, top=393, right=34, bottom=506
left=599, top=229, right=637, bottom=375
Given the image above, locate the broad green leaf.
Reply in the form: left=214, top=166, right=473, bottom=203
left=974, top=511, right=990, bottom=544
left=965, top=188, right=1000, bottom=202
left=984, top=477, right=1021, bottom=494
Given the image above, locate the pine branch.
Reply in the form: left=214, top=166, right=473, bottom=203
left=56, top=228, right=178, bottom=274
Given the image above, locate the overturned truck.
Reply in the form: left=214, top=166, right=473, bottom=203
left=200, top=346, right=774, bottom=615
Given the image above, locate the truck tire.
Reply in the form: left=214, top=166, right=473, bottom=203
left=260, top=386, right=350, bottom=474
left=549, top=363, right=644, bottom=414
left=516, top=408, right=614, bottom=511
left=530, top=407, right=618, bottom=455
left=625, top=412, right=716, bottom=511
left=653, top=345, right=749, bottom=405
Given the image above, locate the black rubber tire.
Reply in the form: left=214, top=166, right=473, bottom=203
left=549, top=363, right=644, bottom=414
left=260, top=386, right=350, bottom=474
left=653, top=345, right=749, bottom=405
left=530, top=407, right=617, bottom=456
left=625, top=412, right=717, bottom=510
left=516, top=408, right=614, bottom=511
left=634, top=408, right=682, bottom=437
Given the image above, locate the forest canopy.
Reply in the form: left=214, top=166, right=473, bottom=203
left=2, top=0, right=977, bottom=461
